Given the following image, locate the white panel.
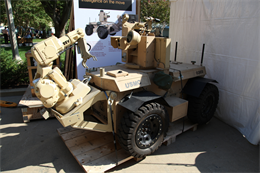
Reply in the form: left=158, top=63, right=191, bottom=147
left=170, top=0, right=260, bottom=145
left=74, top=0, right=137, bottom=80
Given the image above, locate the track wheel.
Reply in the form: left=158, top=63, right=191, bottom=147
left=118, top=102, right=169, bottom=158
left=85, top=25, right=94, bottom=36
left=187, top=83, right=219, bottom=124
left=97, top=26, right=108, bottom=39
left=109, top=27, right=116, bottom=35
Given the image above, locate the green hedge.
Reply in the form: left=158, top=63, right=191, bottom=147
left=0, top=48, right=29, bottom=88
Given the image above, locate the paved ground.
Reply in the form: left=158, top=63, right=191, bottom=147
left=0, top=94, right=259, bottom=173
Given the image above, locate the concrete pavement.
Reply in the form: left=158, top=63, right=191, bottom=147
left=0, top=94, right=259, bottom=172
left=0, top=87, right=27, bottom=97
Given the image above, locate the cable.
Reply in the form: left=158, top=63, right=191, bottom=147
left=169, top=68, right=183, bottom=98
left=153, top=56, right=165, bottom=69
left=87, top=42, right=91, bottom=51
left=58, top=42, right=91, bottom=56
left=178, top=71, right=186, bottom=133
left=170, top=68, right=185, bottom=133
left=163, top=90, right=168, bottom=98
left=104, top=91, right=118, bottom=165
left=58, top=44, right=75, bottom=55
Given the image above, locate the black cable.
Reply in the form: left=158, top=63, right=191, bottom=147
left=163, top=90, right=168, bottom=98
left=58, top=44, right=75, bottom=55
left=170, top=68, right=185, bottom=133
left=87, top=42, right=91, bottom=51
left=59, top=42, right=91, bottom=56
left=169, top=68, right=183, bottom=98
left=178, top=70, right=185, bottom=133
left=179, top=71, right=183, bottom=99
left=104, top=91, right=118, bottom=166
left=153, top=56, right=165, bottom=68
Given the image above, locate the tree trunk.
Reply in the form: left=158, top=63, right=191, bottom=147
left=54, top=24, right=65, bottom=38
left=5, top=0, right=22, bottom=62
left=40, top=0, right=72, bottom=38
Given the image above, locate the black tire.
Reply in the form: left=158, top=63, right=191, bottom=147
left=118, top=102, right=169, bottom=158
left=187, top=83, right=219, bottom=124
left=97, top=26, right=108, bottom=39
left=85, top=25, right=94, bottom=36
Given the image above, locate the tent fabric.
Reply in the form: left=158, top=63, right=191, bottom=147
left=169, top=0, right=260, bottom=145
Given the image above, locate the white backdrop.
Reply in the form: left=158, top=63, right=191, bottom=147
left=169, top=0, right=260, bottom=145
left=74, top=0, right=136, bottom=80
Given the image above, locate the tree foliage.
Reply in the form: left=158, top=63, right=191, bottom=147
left=0, top=0, right=72, bottom=38
left=0, top=1, right=7, bottom=25
left=12, top=0, right=51, bottom=36
left=140, top=0, right=170, bottom=25
left=0, top=47, right=29, bottom=88
left=0, top=0, right=51, bottom=37
left=40, top=0, right=72, bottom=37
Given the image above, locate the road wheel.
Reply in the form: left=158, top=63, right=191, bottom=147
left=118, top=102, right=169, bottom=158
left=85, top=25, right=94, bottom=36
left=109, top=27, right=116, bottom=35
left=187, top=83, right=219, bottom=124
left=97, top=26, right=108, bottom=39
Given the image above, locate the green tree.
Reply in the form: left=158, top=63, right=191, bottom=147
left=0, top=0, right=51, bottom=37
left=141, top=0, right=170, bottom=25
left=40, top=0, right=72, bottom=38
left=0, top=1, right=6, bottom=25
left=13, top=0, right=51, bottom=37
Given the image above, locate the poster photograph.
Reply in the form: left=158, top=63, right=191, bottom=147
left=74, top=0, right=136, bottom=79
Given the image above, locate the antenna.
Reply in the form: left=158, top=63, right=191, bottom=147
left=174, top=42, right=178, bottom=62
left=201, top=44, right=205, bottom=66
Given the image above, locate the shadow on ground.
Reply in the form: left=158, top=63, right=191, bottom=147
left=1, top=95, right=259, bottom=172
left=109, top=117, right=259, bottom=172
left=0, top=95, right=83, bottom=173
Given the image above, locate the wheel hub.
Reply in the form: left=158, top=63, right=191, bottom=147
left=135, top=114, right=163, bottom=149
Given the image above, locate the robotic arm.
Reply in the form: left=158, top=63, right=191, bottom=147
left=77, top=36, right=97, bottom=69
left=32, top=28, right=96, bottom=68
left=31, top=28, right=96, bottom=114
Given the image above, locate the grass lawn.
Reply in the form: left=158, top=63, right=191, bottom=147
left=0, top=38, right=65, bottom=63
left=1, top=38, right=67, bottom=88
left=0, top=38, right=44, bottom=44
left=0, top=37, right=5, bottom=44
left=3, top=46, right=31, bottom=61
left=33, top=38, right=44, bottom=43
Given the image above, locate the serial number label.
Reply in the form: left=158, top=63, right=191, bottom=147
left=125, top=80, right=141, bottom=88
left=196, top=70, right=204, bottom=75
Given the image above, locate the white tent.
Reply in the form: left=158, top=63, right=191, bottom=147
left=169, top=0, right=260, bottom=145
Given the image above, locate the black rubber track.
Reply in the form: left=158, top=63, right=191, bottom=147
left=117, top=102, right=169, bottom=158
left=187, top=83, right=219, bottom=124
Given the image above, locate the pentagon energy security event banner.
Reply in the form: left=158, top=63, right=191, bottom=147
left=74, top=0, right=136, bottom=80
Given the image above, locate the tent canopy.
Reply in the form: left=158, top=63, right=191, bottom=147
left=169, top=0, right=260, bottom=145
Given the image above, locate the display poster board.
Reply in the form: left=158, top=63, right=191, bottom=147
left=74, top=0, right=136, bottom=80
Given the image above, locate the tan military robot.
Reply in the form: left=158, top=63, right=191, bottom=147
left=31, top=15, right=219, bottom=158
